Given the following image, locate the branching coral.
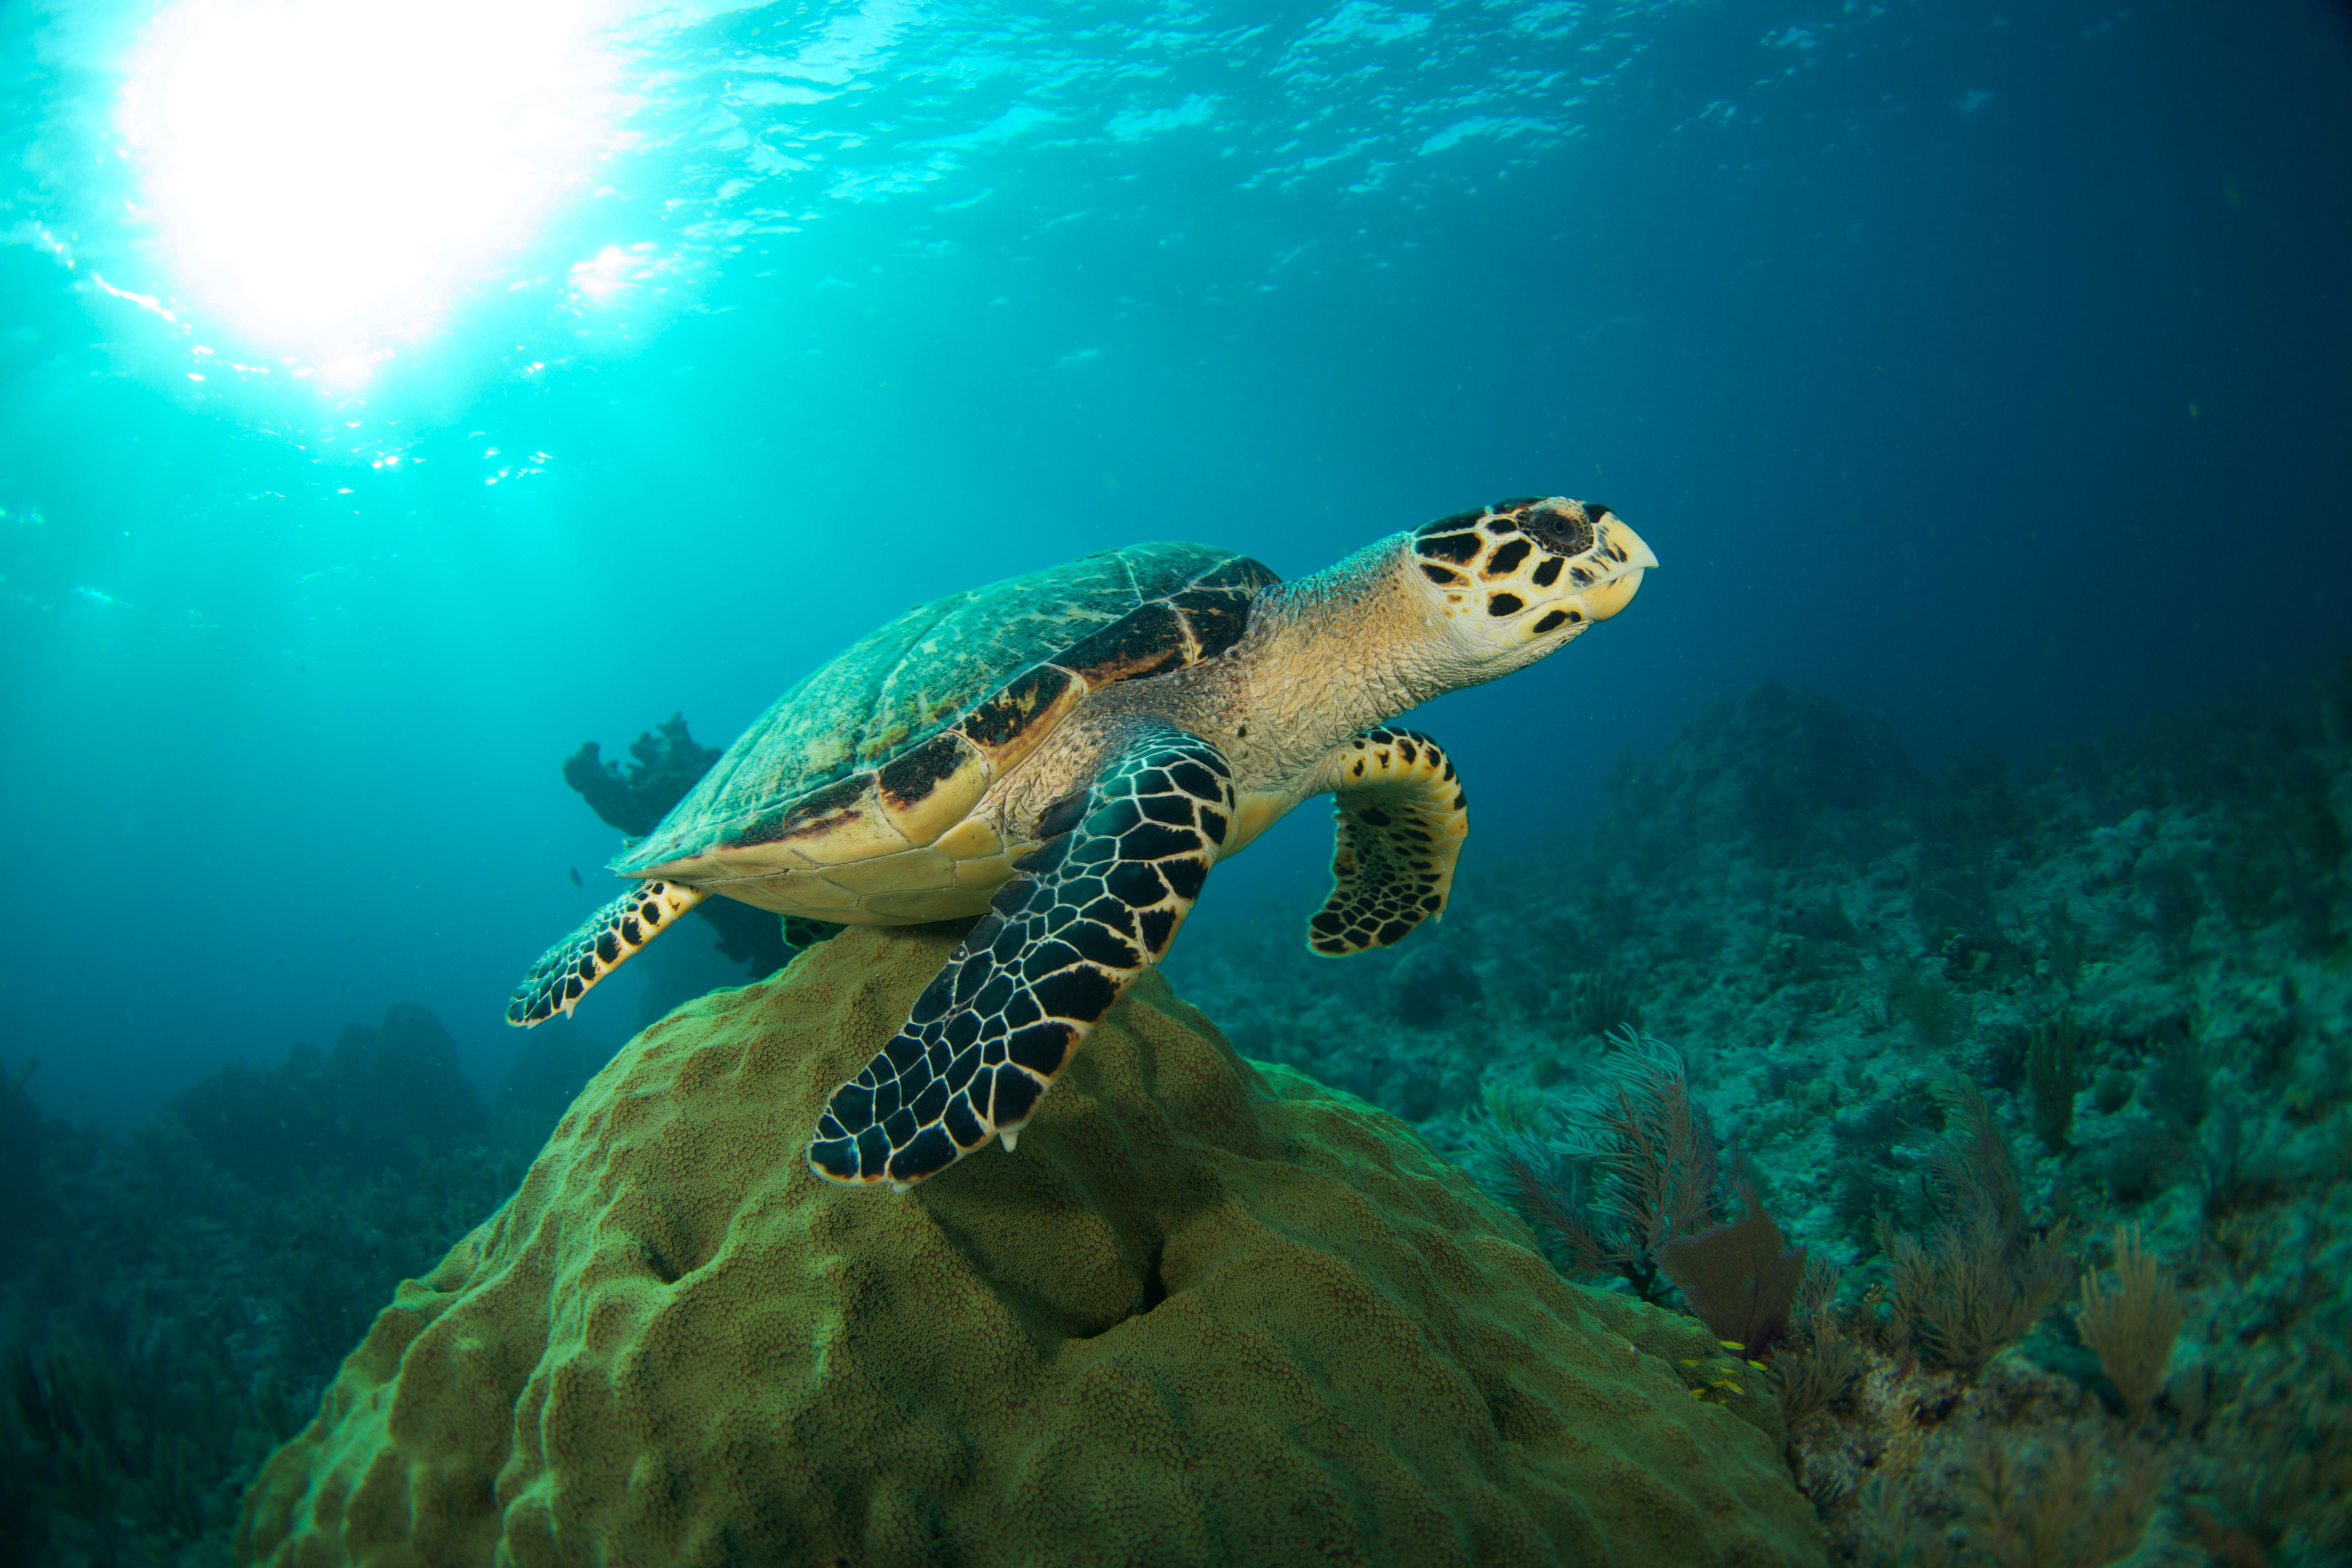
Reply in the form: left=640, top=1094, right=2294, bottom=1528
left=1768, top=1259, right=1862, bottom=1428
left=2025, top=1014, right=2083, bottom=1154
left=2072, top=1223, right=2182, bottom=1422
left=1485, top=1034, right=1828, bottom=1412
left=1562, top=969, right=1645, bottom=1041
left=1497, top=1029, right=1738, bottom=1305
left=1857, top=1423, right=2156, bottom=1568
left=560, top=712, right=721, bottom=838
left=559, top=712, right=793, bottom=979
left=1658, top=1180, right=1807, bottom=1356
left=1878, top=1081, right=2071, bottom=1370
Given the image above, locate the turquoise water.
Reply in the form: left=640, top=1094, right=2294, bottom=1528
left=7, top=0, right=2340, bottom=1126
left=4, top=0, right=2352, bottom=1559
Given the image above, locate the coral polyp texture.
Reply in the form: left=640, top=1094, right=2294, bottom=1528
left=239, top=923, right=1822, bottom=1568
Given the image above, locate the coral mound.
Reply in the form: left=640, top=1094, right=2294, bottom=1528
left=239, top=925, right=1822, bottom=1568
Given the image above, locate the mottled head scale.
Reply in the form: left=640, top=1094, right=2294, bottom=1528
left=1409, top=496, right=1654, bottom=657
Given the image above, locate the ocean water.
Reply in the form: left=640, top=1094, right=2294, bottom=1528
left=2, top=0, right=2350, bottom=1560
left=1, top=0, right=2341, bottom=1124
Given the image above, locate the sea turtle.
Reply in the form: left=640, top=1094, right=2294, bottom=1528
left=509, top=496, right=1657, bottom=1190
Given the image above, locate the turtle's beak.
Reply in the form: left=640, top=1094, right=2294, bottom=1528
left=1570, top=515, right=1658, bottom=623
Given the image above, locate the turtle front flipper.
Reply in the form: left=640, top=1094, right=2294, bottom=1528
left=1304, top=726, right=1470, bottom=956
left=808, top=725, right=1235, bottom=1191
left=507, top=880, right=708, bottom=1026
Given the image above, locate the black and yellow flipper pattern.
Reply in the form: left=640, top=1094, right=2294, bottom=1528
left=1306, top=726, right=1469, bottom=956
left=507, top=880, right=708, bottom=1025
left=807, top=725, right=1235, bottom=1191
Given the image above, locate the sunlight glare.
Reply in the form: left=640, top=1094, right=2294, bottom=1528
left=121, top=0, right=622, bottom=361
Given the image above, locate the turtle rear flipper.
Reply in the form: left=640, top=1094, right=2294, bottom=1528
left=808, top=725, right=1235, bottom=1191
left=1304, top=726, right=1469, bottom=956
left=782, top=914, right=844, bottom=950
left=508, top=881, right=708, bottom=1026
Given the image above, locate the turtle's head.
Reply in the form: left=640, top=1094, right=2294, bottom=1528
left=1408, top=497, right=1657, bottom=667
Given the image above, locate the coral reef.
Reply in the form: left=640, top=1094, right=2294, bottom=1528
left=242, top=924, right=1823, bottom=1568
left=1168, top=663, right=2352, bottom=1566
left=160, top=1004, right=486, bottom=1188
left=0, top=1009, right=543, bottom=1567
left=0, top=1062, right=47, bottom=1267
left=559, top=711, right=721, bottom=839
left=8, top=661, right=2350, bottom=1565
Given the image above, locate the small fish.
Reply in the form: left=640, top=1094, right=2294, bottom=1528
left=568, top=866, right=583, bottom=887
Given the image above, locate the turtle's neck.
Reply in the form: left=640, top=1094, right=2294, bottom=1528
left=1218, top=533, right=1471, bottom=782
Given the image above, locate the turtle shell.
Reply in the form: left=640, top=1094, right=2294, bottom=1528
left=617, top=541, right=1276, bottom=882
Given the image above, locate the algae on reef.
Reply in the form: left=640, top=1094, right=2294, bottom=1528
left=240, top=924, right=1824, bottom=1568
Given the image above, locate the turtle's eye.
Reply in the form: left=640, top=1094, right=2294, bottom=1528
left=1521, top=500, right=1597, bottom=558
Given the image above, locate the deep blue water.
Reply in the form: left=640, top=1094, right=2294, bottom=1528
left=2, top=0, right=2347, bottom=1125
